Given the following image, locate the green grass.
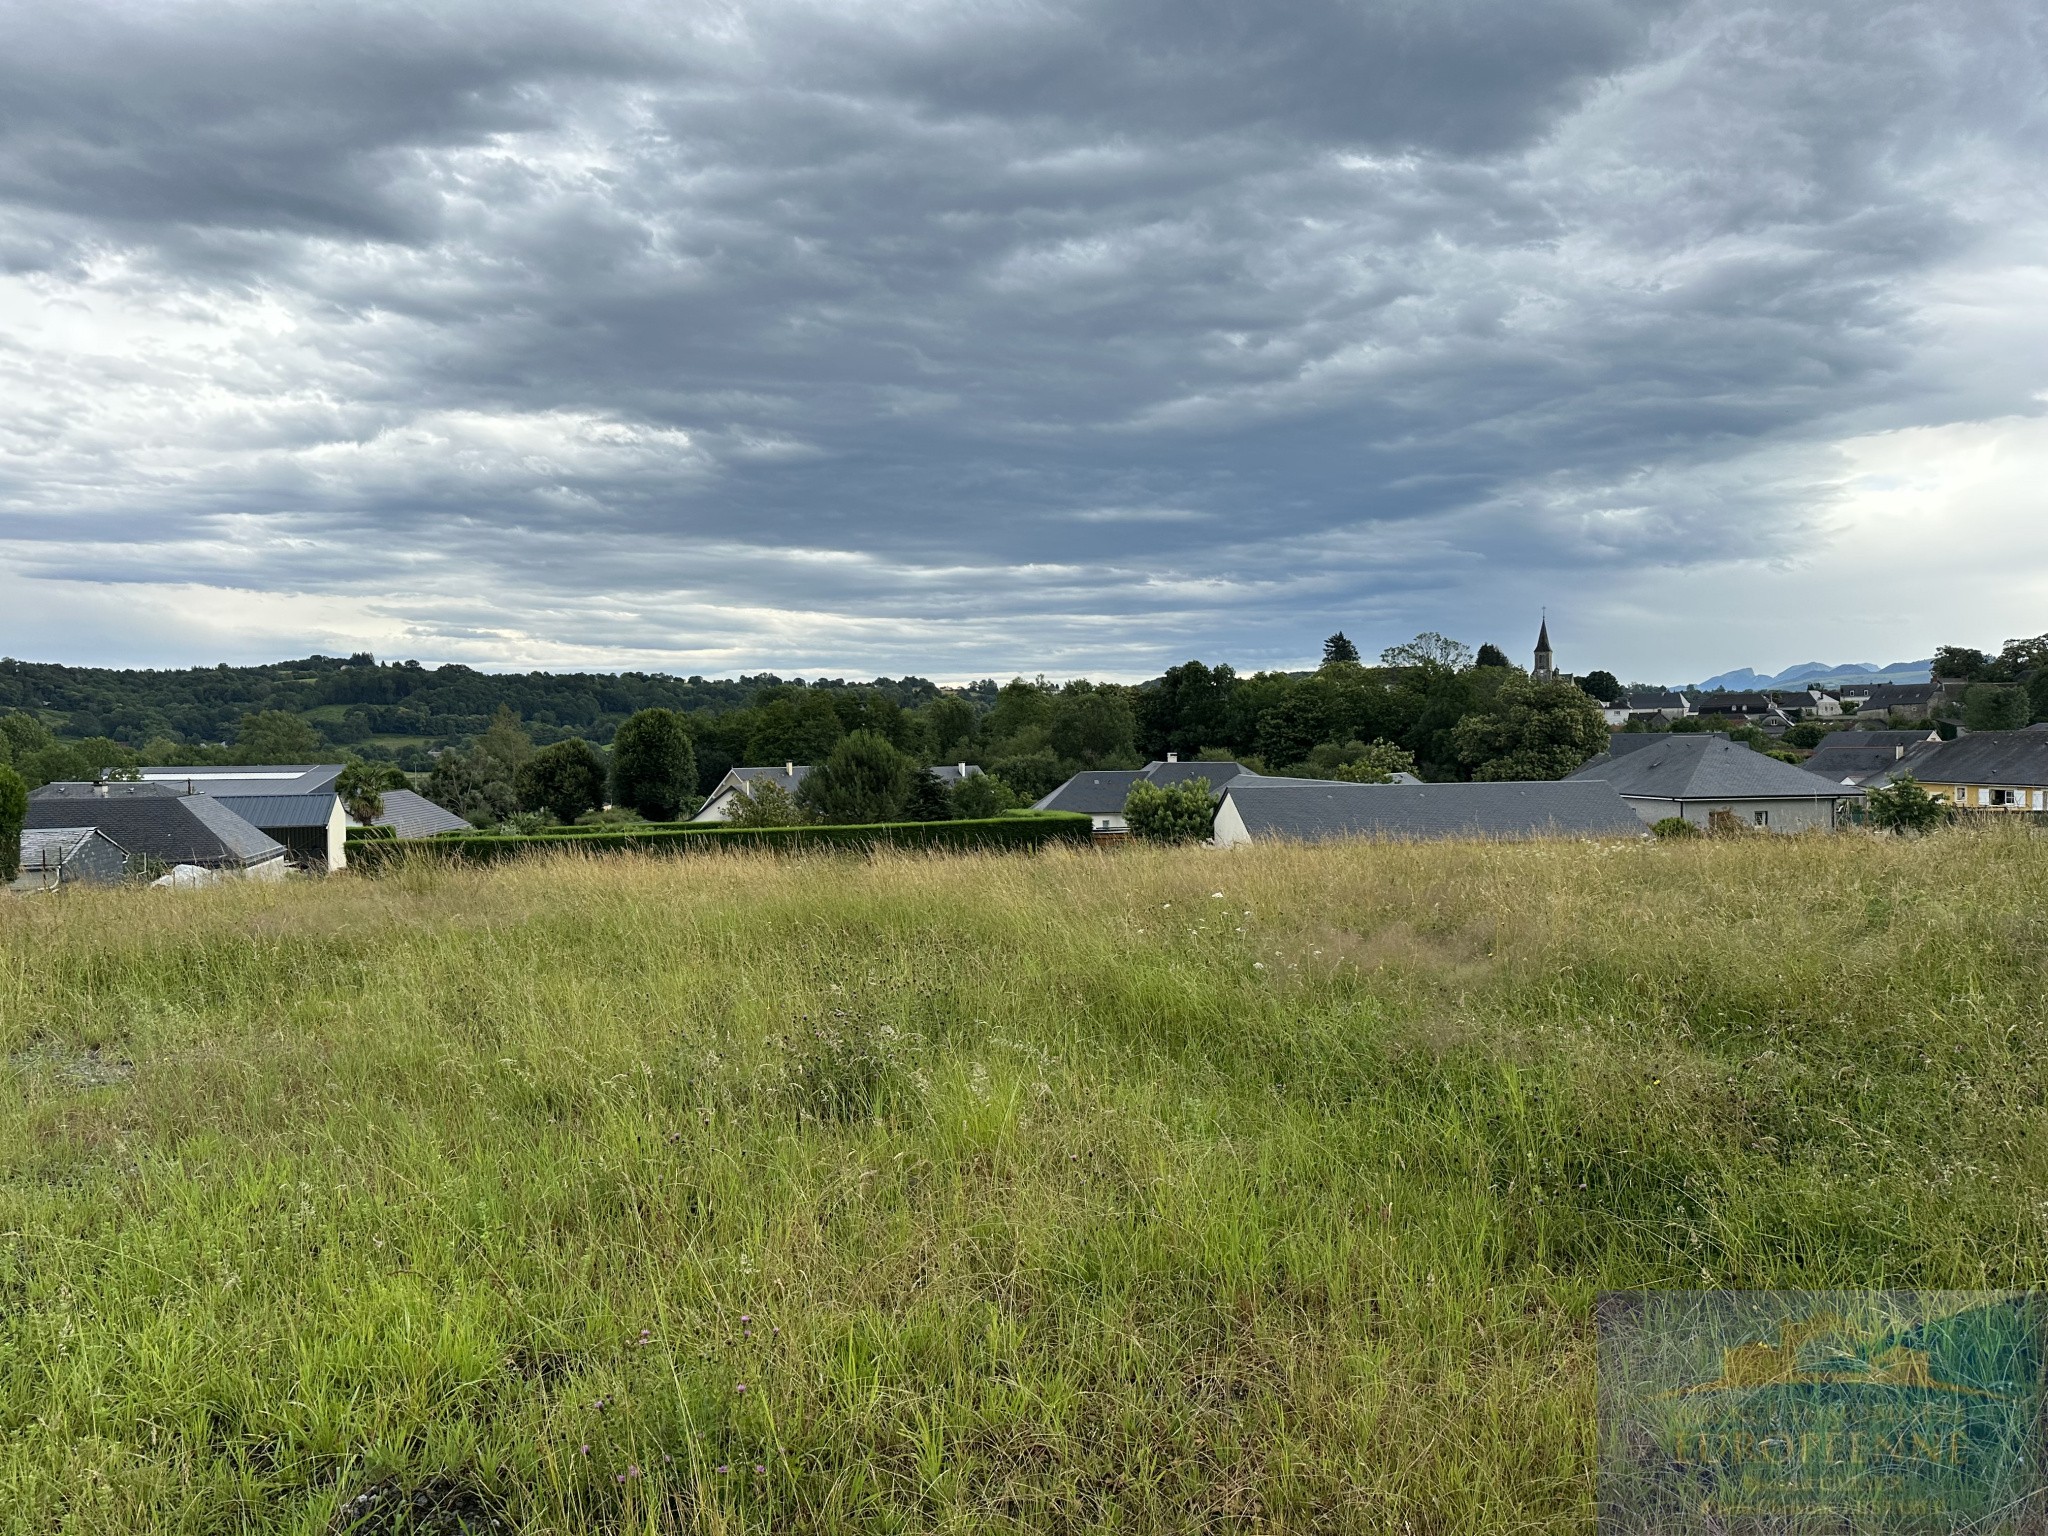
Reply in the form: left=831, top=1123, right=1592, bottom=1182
left=3, top=830, right=2046, bottom=1533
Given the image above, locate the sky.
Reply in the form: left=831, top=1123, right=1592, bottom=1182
left=1, top=0, right=2044, bottom=685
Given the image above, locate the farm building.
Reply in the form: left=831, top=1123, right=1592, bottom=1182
left=1211, top=779, right=1644, bottom=846
left=10, top=826, right=129, bottom=893
left=26, top=783, right=289, bottom=876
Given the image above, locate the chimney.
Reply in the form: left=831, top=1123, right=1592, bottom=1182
left=1167, top=752, right=1178, bottom=764
left=94, top=781, right=108, bottom=797
left=784, top=761, right=794, bottom=777
left=957, top=762, right=967, bottom=776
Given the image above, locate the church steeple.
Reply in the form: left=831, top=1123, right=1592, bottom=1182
left=1533, top=614, right=1554, bottom=682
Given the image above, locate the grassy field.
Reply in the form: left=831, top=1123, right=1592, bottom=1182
left=3, top=831, right=2045, bottom=1534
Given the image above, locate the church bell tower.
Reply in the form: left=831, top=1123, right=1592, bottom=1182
left=1533, top=615, right=1554, bottom=682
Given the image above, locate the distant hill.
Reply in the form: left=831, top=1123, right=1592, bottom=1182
left=1683, top=659, right=1933, bottom=693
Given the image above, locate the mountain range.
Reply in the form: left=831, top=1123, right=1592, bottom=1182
left=1679, top=659, right=1933, bottom=693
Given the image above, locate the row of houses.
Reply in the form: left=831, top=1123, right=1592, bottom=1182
left=691, top=762, right=983, bottom=822
left=1604, top=682, right=1947, bottom=732
left=12, top=764, right=468, bottom=892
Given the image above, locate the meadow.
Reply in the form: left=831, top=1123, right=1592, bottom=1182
left=3, top=830, right=2045, bottom=1534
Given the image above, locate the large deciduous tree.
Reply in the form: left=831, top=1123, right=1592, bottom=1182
left=1450, top=676, right=1609, bottom=781
left=0, top=765, right=26, bottom=882
left=610, top=708, right=697, bottom=820
left=515, top=738, right=608, bottom=824
left=232, top=710, right=325, bottom=765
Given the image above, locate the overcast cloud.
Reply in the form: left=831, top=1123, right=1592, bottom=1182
left=1, top=0, right=2044, bottom=682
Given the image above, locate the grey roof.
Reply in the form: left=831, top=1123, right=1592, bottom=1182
left=1223, top=779, right=1646, bottom=843
left=1622, top=691, right=1690, bottom=710
left=1857, top=683, right=1940, bottom=707
left=926, top=764, right=984, bottom=785
left=1569, top=735, right=1862, bottom=801
left=1888, top=731, right=2048, bottom=787
left=19, top=826, right=124, bottom=867
left=1035, top=769, right=1142, bottom=814
left=1145, top=760, right=1245, bottom=788
left=718, top=765, right=811, bottom=793
left=136, top=764, right=344, bottom=796
left=371, top=789, right=471, bottom=838
left=216, top=794, right=341, bottom=830
left=25, top=782, right=286, bottom=867
left=1799, top=732, right=1941, bottom=785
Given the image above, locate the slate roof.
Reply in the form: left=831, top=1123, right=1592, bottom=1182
left=1035, top=769, right=1143, bottom=815
left=216, top=794, right=340, bottom=829
left=136, top=764, right=344, bottom=797
left=1799, top=732, right=1942, bottom=785
left=1569, top=735, right=1862, bottom=801
left=371, top=789, right=472, bottom=838
left=927, top=764, right=984, bottom=785
left=19, top=826, right=123, bottom=867
left=25, top=782, right=287, bottom=867
left=1695, top=692, right=1776, bottom=714
left=1887, top=731, right=2048, bottom=787
left=719, top=765, right=811, bottom=792
left=1621, top=691, right=1690, bottom=710
left=1857, top=683, right=1940, bottom=709
left=1221, top=779, right=1644, bottom=843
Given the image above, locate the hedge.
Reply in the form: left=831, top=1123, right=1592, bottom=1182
left=343, top=812, right=1095, bottom=869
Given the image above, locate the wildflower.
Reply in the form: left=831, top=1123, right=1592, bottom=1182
left=663, top=1453, right=673, bottom=1464
left=615, top=1474, right=625, bottom=1484
left=735, top=1382, right=747, bottom=1394
left=627, top=1465, right=641, bottom=1478
left=754, top=1464, right=766, bottom=1475
left=1211, top=891, right=1225, bottom=899
left=580, top=1444, right=590, bottom=1456
left=717, top=1464, right=729, bottom=1474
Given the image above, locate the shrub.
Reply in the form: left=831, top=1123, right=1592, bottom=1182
left=342, top=812, right=1094, bottom=868
left=1865, top=774, right=1949, bottom=834
left=1125, top=776, right=1216, bottom=843
left=950, top=772, right=1019, bottom=819
left=1650, top=816, right=1700, bottom=840
left=334, top=761, right=389, bottom=826
left=726, top=778, right=808, bottom=828
left=0, top=765, right=26, bottom=881
left=1328, top=740, right=1416, bottom=783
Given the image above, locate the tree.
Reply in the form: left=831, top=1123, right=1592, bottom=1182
left=427, top=746, right=520, bottom=828
left=334, top=762, right=388, bottom=825
left=920, top=696, right=978, bottom=759
left=1932, top=646, right=1991, bottom=683
left=951, top=773, right=1019, bottom=818
left=1381, top=632, right=1474, bottom=671
left=1136, top=661, right=1238, bottom=760
left=232, top=710, right=326, bottom=764
left=1322, top=632, right=1360, bottom=665
left=1578, top=670, right=1625, bottom=704
left=0, top=712, right=54, bottom=764
left=725, top=778, right=807, bottom=827
left=610, top=708, right=697, bottom=820
left=516, top=738, right=608, bottom=823
left=1865, top=774, right=1949, bottom=834
left=0, top=765, right=26, bottom=882
left=903, top=770, right=955, bottom=822
left=1328, top=740, right=1417, bottom=783
left=1124, top=776, right=1216, bottom=843
left=1474, top=643, right=1512, bottom=669
left=797, top=731, right=916, bottom=823
left=477, top=706, right=534, bottom=776
left=1450, top=675, right=1609, bottom=780
left=1962, top=684, right=2029, bottom=732
left=1047, top=687, right=1137, bottom=767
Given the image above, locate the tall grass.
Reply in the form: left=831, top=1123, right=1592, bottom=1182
left=3, top=830, right=2045, bottom=1532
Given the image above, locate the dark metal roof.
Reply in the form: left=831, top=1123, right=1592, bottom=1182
left=136, top=764, right=344, bottom=797
left=371, top=789, right=472, bottom=839
left=1222, top=779, right=1644, bottom=843
left=24, top=783, right=286, bottom=866
left=1891, top=731, right=2048, bottom=787
left=216, top=794, right=341, bottom=829
left=1570, top=735, right=1862, bottom=801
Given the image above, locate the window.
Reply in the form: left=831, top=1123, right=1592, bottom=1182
left=1753, top=809, right=1770, bottom=827
left=1955, top=785, right=1968, bottom=803
left=1990, top=789, right=2018, bottom=807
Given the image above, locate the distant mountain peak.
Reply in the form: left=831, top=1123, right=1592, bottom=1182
left=1681, top=659, right=1933, bottom=692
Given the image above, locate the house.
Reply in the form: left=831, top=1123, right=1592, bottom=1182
left=927, top=763, right=985, bottom=788
left=1569, top=735, right=1861, bottom=831
left=1694, top=692, right=1779, bottom=723
left=26, top=782, right=289, bottom=876
left=10, top=826, right=129, bottom=893
left=1212, top=779, right=1644, bottom=846
left=1851, top=682, right=1944, bottom=720
left=1798, top=729, right=1942, bottom=786
left=693, top=763, right=813, bottom=821
left=1603, top=691, right=1692, bottom=728
left=1034, top=757, right=1248, bottom=833
left=1769, top=687, right=1844, bottom=719
left=1879, top=731, right=2048, bottom=811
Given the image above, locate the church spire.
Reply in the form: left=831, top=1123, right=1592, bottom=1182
left=1533, top=613, right=1554, bottom=681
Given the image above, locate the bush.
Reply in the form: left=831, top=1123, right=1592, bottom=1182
left=726, top=778, right=808, bottom=828
left=1327, top=740, right=1416, bottom=783
left=342, top=812, right=1095, bottom=869
left=799, top=731, right=916, bottom=823
left=0, top=765, right=26, bottom=881
left=1651, top=816, right=1700, bottom=840
left=1865, top=774, right=1950, bottom=834
left=950, top=773, right=1019, bottom=819
left=1124, top=777, right=1216, bottom=843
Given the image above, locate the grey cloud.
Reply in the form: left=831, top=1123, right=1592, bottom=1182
left=0, top=0, right=2042, bottom=679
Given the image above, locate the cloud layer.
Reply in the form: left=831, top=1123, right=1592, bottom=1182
left=2, top=0, right=2043, bottom=680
